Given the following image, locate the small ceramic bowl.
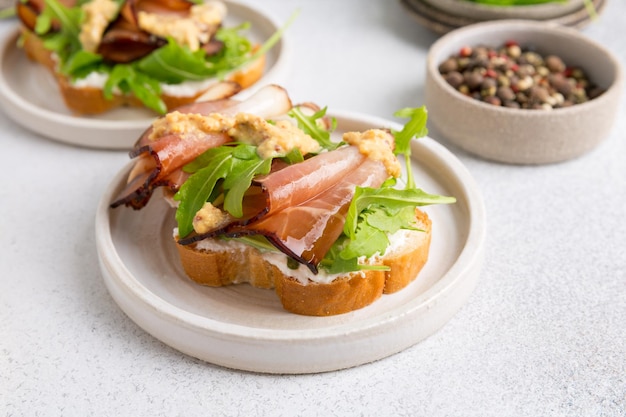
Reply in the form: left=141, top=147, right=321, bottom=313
left=425, top=19, right=623, bottom=164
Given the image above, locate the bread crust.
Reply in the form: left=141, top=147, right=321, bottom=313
left=20, top=28, right=266, bottom=115
left=174, top=208, right=432, bottom=316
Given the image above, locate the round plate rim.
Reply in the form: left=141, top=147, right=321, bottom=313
left=95, top=110, right=486, bottom=372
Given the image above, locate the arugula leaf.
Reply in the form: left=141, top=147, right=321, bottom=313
left=136, top=38, right=217, bottom=83
left=62, top=50, right=103, bottom=78
left=393, top=106, right=428, bottom=156
left=344, top=185, right=456, bottom=240
left=246, top=9, right=298, bottom=64
left=174, top=148, right=235, bottom=238
left=320, top=237, right=390, bottom=274
left=131, top=72, right=167, bottom=114
left=41, top=32, right=72, bottom=57
left=0, top=7, right=15, bottom=19
left=174, top=144, right=273, bottom=237
left=339, top=221, right=389, bottom=260
left=209, top=23, right=253, bottom=75
left=282, top=148, right=304, bottom=164
left=35, top=13, right=53, bottom=35
left=339, top=205, right=422, bottom=261
left=222, top=153, right=272, bottom=218
left=321, top=187, right=452, bottom=273
left=103, top=64, right=166, bottom=114
left=35, top=0, right=83, bottom=62
left=288, top=106, right=339, bottom=151
left=207, top=9, right=298, bottom=80
left=320, top=253, right=361, bottom=275
left=37, top=0, right=82, bottom=38
left=391, top=106, right=428, bottom=189
left=365, top=205, right=421, bottom=234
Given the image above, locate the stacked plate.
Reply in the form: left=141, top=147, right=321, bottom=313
left=400, top=0, right=605, bottom=34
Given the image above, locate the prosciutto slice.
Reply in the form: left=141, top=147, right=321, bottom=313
left=111, top=85, right=294, bottom=209
left=227, top=158, right=390, bottom=273
left=172, top=84, right=293, bottom=119
left=254, top=146, right=365, bottom=215
left=111, top=131, right=230, bottom=208
left=98, top=19, right=166, bottom=64
left=178, top=145, right=368, bottom=244
left=98, top=0, right=196, bottom=63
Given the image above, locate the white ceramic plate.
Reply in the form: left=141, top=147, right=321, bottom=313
left=0, top=1, right=290, bottom=149
left=95, top=112, right=486, bottom=374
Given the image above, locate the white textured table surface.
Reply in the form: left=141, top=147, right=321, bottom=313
left=2, top=1, right=625, bottom=416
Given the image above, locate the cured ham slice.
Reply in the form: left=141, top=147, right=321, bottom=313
left=112, top=85, right=294, bottom=209
left=134, top=81, right=241, bottom=149
left=174, top=84, right=293, bottom=119
left=98, top=19, right=165, bottom=63
left=178, top=145, right=367, bottom=243
left=111, top=131, right=229, bottom=208
left=136, top=84, right=290, bottom=147
left=249, top=146, right=365, bottom=222
left=129, top=0, right=193, bottom=15
left=98, top=0, right=197, bottom=63
left=228, top=158, right=390, bottom=273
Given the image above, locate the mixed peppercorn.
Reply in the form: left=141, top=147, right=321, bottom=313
left=438, top=41, right=604, bottom=110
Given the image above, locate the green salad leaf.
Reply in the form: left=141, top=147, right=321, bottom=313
left=174, top=143, right=273, bottom=237
left=36, top=0, right=82, bottom=38
left=391, top=106, right=428, bottom=189
left=0, top=7, right=16, bottom=19
left=103, top=64, right=165, bottom=114
left=288, top=106, right=340, bottom=151
left=320, top=108, right=456, bottom=274
left=61, top=50, right=103, bottom=77
left=209, top=23, right=253, bottom=76
left=343, top=182, right=455, bottom=240
left=319, top=236, right=390, bottom=274
left=36, top=0, right=83, bottom=61
left=136, top=38, right=219, bottom=83
left=221, top=145, right=272, bottom=218
left=174, top=146, right=237, bottom=238
left=323, top=183, right=455, bottom=274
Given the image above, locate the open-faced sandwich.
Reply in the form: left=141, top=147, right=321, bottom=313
left=15, top=0, right=285, bottom=114
left=110, top=84, right=456, bottom=316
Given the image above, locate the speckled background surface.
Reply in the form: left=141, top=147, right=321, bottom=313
left=2, top=0, right=625, bottom=415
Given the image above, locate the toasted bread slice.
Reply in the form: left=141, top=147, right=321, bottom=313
left=20, top=28, right=266, bottom=115
left=175, top=208, right=432, bottom=316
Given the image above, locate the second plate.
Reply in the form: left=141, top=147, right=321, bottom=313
left=95, top=111, right=486, bottom=374
left=0, top=0, right=291, bottom=149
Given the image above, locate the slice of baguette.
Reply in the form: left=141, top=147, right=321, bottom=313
left=175, top=208, right=432, bottom=316
left=20, top=28, right=266, bottom=115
